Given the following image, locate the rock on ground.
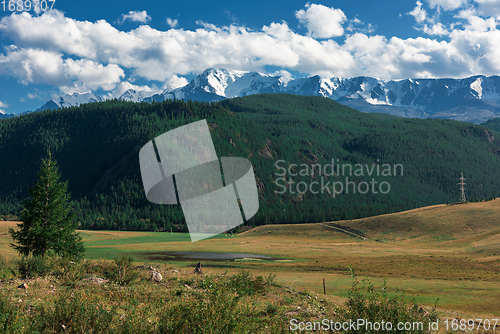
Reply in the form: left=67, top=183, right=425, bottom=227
left=151, top=272, right=162, bottom=282
left=86, top=277, right=109, bottom=285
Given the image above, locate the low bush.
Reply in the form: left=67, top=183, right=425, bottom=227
left=29, top=291, right=115, bottom=333
left=337, top=268, right=438, bottom=333
left=17, top=256, right=53, bottom=279
left=159, top=289, right=262, bottom=334
left=104, top=255, right=140, bottom=286
left=0, top=295, right=25, bottom=333
left=0, top=257, right=15, bottom=280
left=226, top=270, right=277, bottom=296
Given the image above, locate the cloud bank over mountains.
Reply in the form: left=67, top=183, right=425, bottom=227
left=0, top=1, right=500, bottom=104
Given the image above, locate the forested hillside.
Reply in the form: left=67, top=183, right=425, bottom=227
left=482, top=117, right=500, bottom=132
left=1, top=94, right=499, bottom=231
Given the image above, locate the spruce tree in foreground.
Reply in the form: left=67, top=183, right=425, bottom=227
left=9, top=152, right=85, bottom=259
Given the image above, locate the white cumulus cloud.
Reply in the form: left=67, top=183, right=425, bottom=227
left=456, top=8, right=499, bottom=31
left=426, top=0, right=467, bottom=10
left=0, top=46, right=124, bottom=93
left=166, top=18, right=178, bottom=28
left=0, top=100, right=8, bottom=114
left=119, top=10, right=151, bottom=24
left=409, top=1, right=453, bottom=36
left=423, top=22, right=450, bottom=35
left=163, top=75, right=189, bottom=90
left=346, top=18, right=375, bottom=34
left=295, top=3, right=347, bottom=38
left=409, top=1, right=428, bottom=23
left=474, top=0, right=500, bottom=15
left=106, top=81, right=161, bottom=99
left=0, top=6, right=500, bottom=93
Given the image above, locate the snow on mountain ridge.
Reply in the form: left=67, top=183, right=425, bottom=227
left=204, top=68, right=248, bottom=96
left=54, top=93, right=103, bottom=109
left=26, top=70, right=500, bottom=124
left=125, top=71, right=500, bottom=116
left=119, top=89, right=155, bottom=102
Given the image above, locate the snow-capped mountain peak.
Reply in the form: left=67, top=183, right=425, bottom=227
left=119, top=89, right=155, bottom=103
left=56, top=92, right=103, bottom=108
left=27, top=69, right=500, bottom=124
left=36, top=92, right=103, bottom=112
left=199, top=68, right=248, bottom=96
left=141, top=71, right=500, bottom=123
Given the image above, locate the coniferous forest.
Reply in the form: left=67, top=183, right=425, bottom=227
left=1, top=94, right=500, bottom=232
left=482, top=117, right=500, bottom=132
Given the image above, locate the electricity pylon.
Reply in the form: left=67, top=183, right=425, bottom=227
left=457, top=172, right=466, bottom=202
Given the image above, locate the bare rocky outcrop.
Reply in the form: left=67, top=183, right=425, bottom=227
left=486, top=129, right=495, bottom=142
left=259, top=139, right=274, bottom=158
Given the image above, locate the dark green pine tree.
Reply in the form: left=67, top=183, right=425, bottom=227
left=9, top=151, right=85, bottom=259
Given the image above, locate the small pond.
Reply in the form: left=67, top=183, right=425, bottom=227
left=144, top=251, right=277, bottom=261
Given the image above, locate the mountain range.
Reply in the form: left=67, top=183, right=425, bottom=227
left=18, top=68, right=500, bottom=124
left=36, top=93, right=103, bottom=112
left=0, top=110, right=11, bottom=119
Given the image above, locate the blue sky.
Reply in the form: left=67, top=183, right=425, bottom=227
left=1, top=0, right=500, bottom=114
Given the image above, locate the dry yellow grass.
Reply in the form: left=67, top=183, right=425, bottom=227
left=1, top=200, right=499, bottom=317
left=0, top=221, right=21, bottom=258
left=330, top=199, right=500, bottom=242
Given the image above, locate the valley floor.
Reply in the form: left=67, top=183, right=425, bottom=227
left=1, top=200, right=499, bottom=323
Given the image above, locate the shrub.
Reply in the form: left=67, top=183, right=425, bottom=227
left=29, top=291, right=115, bottom=333
left=116, top=306, right=158, bottom=334
left=337, top=269, right=438, bottom=334
left=52, top=258, right=87, bottom=286
left=0, top=295, right=26, bottom=333
left=159, top=289, right=262, bottom=334
left=0, top=257, right=15, bottom=280
left=114, top=254, right=134, bottom=268
left=105, top=255, right=140, bottom=286
left=17, top=256, right=54, bottom=279
left=225, top=270, right=275, bottom=296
